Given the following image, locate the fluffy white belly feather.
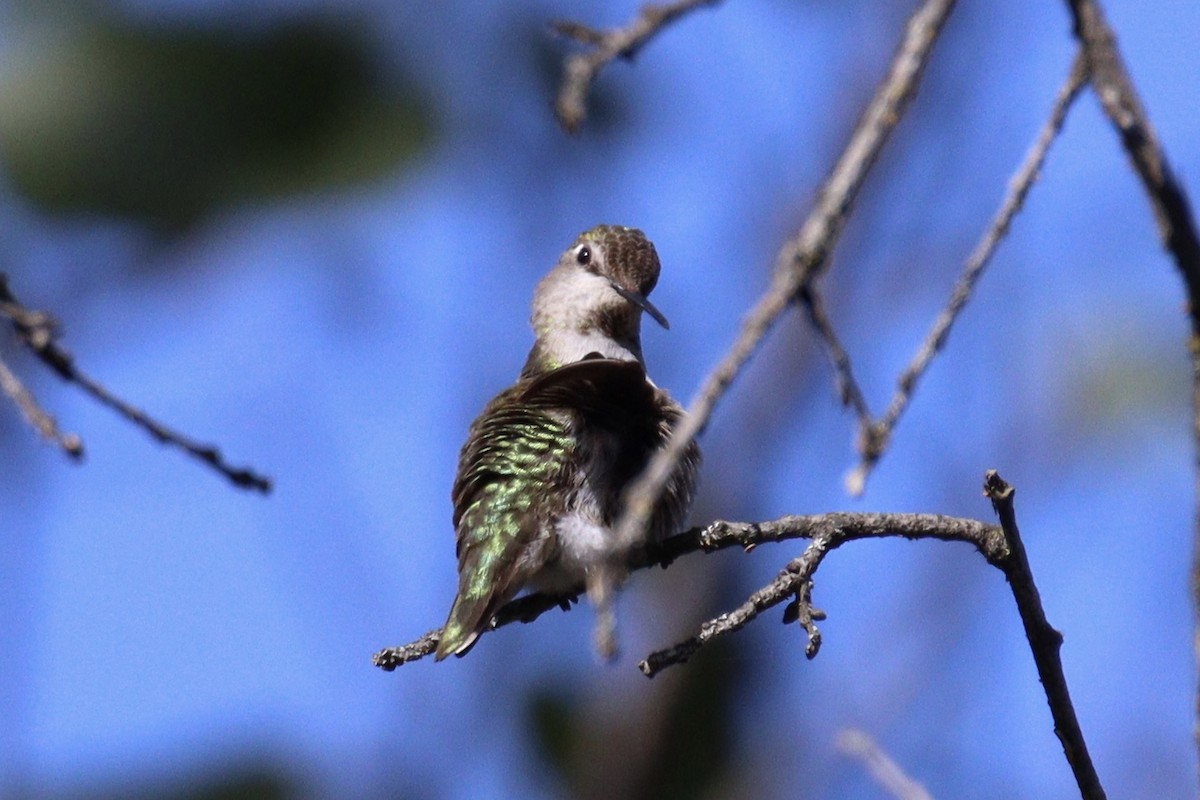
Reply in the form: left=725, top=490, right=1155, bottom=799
left=530, top=510, right=612, bottom=593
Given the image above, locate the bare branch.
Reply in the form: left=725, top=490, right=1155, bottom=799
left=983, top=471, right=1106, bottom=800
left=638, top=510, right=1004, bottom=677
left=378, top=477, right=1104, bottom=800
left=635, top=474, right=1106, bottom=798
left=373, top=628, right=439, bottom=669
left=799, top=285, right=873, bottom=424
left=604, top=0, right=959, bottom=655
left=0, top=353, right=83, bottom=457
left=374, top=592, right=580, bottom=670
left=0, top=275, right=272, bottom=493
left=372, top=510, right=1006, bottom=670
left=781, top=575, right=826, bottom=659
left=838, top=728, right=934, bottom=800
left=551, top=0, right=722, bottom=133
left=838, top=53, right=1088, bottom=497
left=1058, top=1, right=1200, bottom=781
left=1064, top=0, right=1200, bottom=301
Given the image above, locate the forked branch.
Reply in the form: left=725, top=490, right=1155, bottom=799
left=551, top=0, right=723, bottom=133
left=373, top=473, right=1104, bottom=796
left=0, top=274, right=272, bottom=493
left=372, top=509, right=1007, bottom=670
left=818, top=52, right=1089, bottom=496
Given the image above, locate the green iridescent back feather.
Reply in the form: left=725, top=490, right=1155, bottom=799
left=435, top=382, right=571, bottom=659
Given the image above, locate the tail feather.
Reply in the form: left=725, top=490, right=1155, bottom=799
left=435, top=596, right=486, bottom=660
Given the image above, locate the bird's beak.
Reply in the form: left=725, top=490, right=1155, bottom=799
left=611, top=283, right=670, bottom=330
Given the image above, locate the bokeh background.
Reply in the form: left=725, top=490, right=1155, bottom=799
left=0, top=1, right=1196, bottom=798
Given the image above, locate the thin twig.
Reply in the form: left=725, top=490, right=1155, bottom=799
left=782, top=576, right=826, bottom=659
left=0, top=275, right=272, bottom=493
left=842, top=52, right=1089, bottom=496
left=983, top=471, right=1106, bottom=800
left=551, top=0, right=722, bottom=133
left=372, top=510, right=1006, bottom=670
left=374, top=592, right=580, bottom=670
left=604, top=0, right=959, bottom=656
left=799, top=285, right=873, bottom=424
left=837, top=728, right=934, bottom=800
left=1194, top=332, right=1200, bottom=784
left=1059, top=0, right=1200, bottom=781
left=0, top=353, right=83, bottom=457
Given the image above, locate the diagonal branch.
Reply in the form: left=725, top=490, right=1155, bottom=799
left=0, top=353, right=83, bottom=457
left=799, top=285, right=873, bottom=426
left=1064, top=0, right=1200, bottom=299
left=551, top=0, right=723, bottom=133
left=0, top=275, right=272, bottom=493
left=1059, top=0, right=1200, bottom=783
left=602, top=0, right=960, bottom=656
left=838, top=728, right=934, bottom=800
left=840, top=51, right=1089, bottom=496
left=983, top=471, right=1106, bottom=800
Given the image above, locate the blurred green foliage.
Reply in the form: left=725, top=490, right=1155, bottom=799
left=0, top=14, right=432, bottom=231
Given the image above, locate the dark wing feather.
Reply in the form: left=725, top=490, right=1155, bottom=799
left=648, top=386, right=701, bottom=541
left=519, top=357, right=652, bottom=413
left=528, top=357, right=699, bottom=539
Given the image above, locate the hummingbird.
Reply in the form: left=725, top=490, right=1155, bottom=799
left=435, top=224, right=700, bottom=660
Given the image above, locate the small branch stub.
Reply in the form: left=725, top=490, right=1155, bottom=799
left=781, top=579, right=826, bottom=659
left=551, top=0, right=723, bottom=133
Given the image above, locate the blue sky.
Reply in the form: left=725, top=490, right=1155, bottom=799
left=1, top=1, right=1198, bottom=797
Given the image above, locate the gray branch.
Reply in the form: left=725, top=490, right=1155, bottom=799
left=836, top=52, right=1089, bottom=496
left=551, top=0, right=723, bottom=134
left=374, top=473, right=1105, bottom=797
left=983, top=471, right=1106, bottom=800
left=638, top=511, right=1006, bottom=677
left=638, top=473, right=1107, bottom=797
left=838, top=728, right=934, bottom=800
left=1059, top=0, right=1200, bottom=783
left=0, top=352, right=83, bottom=457
left=0, top=274, right=272, bottom=493
left=604, top=0, right=959, bottom=656
left=371, top=509, right=1006, bottom=670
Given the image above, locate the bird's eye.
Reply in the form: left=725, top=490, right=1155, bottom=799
left=575, top=246, right=591, bottom=266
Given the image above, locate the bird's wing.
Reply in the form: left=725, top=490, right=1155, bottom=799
left=531, top=358, right=702, bottom=541
left=437, top=384, right=572, bottom=659
left=519, top=356, right=653, bottom=415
